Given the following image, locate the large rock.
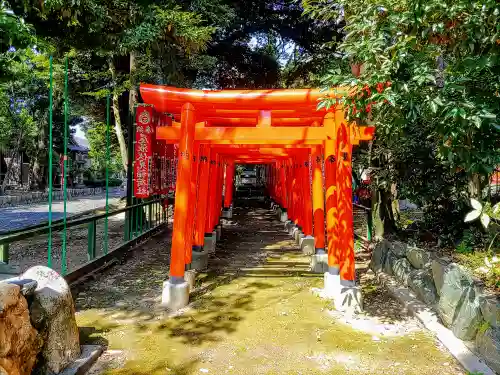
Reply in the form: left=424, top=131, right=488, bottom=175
left=450, top=285, right=484, bottom=341
left=21, top=266, right=80, bottom=374
left=431, top=258, right=450, bottom=296
left=406, top=246, right=432, bottom=269
left=0, top=283, right=42, bottom=375
left=479, top=294, right=500, bottom=328
left=388, top=241, right=408, bottom=258
left=408, top=269, right=438, bottom=306
left=476, top=327, right=500, bottom=373
left=369, top=240, right=389, bottom=274
left=437, top=264, right=474, bottom=327
left=383, top=250, right=397, bottom=276
left=392, top=258, right=413, bottom=286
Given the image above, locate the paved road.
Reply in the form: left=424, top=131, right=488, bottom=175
left=0, top=190, right=124, bottom=233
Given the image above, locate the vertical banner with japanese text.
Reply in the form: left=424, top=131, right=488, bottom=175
left=133, top=105, right=155, bottom=198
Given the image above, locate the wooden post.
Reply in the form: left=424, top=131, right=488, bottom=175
left=312, top=144, right=326, bottom=252
left=324, top=113, right=339, bottom=274
left=224, top=160, right=235, bottom=208
left=279, top=160, right=288, bottom=210
left=185, top=142, right=200, bottom=265
left=301, top=152, right=313, bottom=236
left=336, top=111, right=355, bottom=285
left=170, top=103, right=196, bottom=279
left=206, top=151, right=219, bottom=233
left=194, top=145, right=211, bottom=246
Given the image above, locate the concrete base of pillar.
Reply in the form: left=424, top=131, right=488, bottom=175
left=323, top=272, right=341, bottom=298
left=216, top=225, right=222, bottom=241
left=204, top=232, right=216, bottom=254
left=334, top=286, right=363, bottom=314
left=294, top=229, right=304, bottom=244
left=284, top=220, right=293, bottom=233
left=161, top=279, right=189, bottom=311
left=221, top=207, right=233, bottom=219
left=276, top=207, right=282, bottom=218
left=184, top=269, right=197, bottom=292
left=191, top=248, right=209, bottom=270
left=310, top=253, right=329, bottom=273
left=279, top=210, right=288, bottom=223
left=300, top=236, right=315, bottom=255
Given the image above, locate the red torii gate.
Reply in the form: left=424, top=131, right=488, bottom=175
left=137, top=84, right=374, bottom=311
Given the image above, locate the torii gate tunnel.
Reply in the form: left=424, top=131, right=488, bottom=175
left=134, top=84, right=374, bottom=310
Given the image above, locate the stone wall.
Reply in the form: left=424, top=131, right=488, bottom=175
left=370, top=240, right=500, bottom=373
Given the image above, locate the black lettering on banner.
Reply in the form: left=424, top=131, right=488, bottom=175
left=328, top=155, right=336, bottom=163
left=343, top=152, right=348, bottom=161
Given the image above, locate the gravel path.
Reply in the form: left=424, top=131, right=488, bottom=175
left=75, top=201, right=464, bottom=375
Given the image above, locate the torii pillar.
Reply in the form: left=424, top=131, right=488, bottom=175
left=161, top=103, right=195, bottom=310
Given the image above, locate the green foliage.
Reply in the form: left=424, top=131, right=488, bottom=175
left=305, top=0, right=500, bottom=238
left=86, top=121, right=123, bottom=177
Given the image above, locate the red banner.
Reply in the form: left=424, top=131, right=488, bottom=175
left=134, top=106, right=155, bottom=198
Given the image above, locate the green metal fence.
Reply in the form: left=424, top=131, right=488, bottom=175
left=0, top=56, right=173, bottom=282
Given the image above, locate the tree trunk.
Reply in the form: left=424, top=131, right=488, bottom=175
left=129, top=51, right=138, bottom=115
left=468, top=173, right=482, bottom=199
left=372, top=187, right=397, bottom=239
left=108, top=57, right=129, bottom=173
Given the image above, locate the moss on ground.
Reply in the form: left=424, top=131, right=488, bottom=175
left=76, top=206, right=463, bottom=375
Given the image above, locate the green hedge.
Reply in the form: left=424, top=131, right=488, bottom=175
left=83, top=178, right=123, bottom=188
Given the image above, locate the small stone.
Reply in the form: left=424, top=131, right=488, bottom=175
left=200, top=368, right=209, bottom=373
left=369, top=240, right=389, bottom=274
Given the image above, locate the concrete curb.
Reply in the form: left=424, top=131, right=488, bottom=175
left=378, top=272, right=495, bottom=375
left=59, top=345, right=104, bottom=375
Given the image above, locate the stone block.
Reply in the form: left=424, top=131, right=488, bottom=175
left=476, top=327, right=500, bottom=374
left=191, top=249, right=209, bottom=271
left=161, top=280, right=189, bottom=311
left=451, top=285, right=483, bottom=341
left=392, top=258, right=413, bottom=286
left=383, top=250, right=397, bottom=276
left=311, top=254, right=328, bottom=273
left=389, top=241, right=408, bottom=258
left=300, top=236, right=315, bottom=255
left=438, top=264, right=474, bottom=327
left=431, top=257, right=450, bottom=296
left=406, top=246, right=432, bottom=269
left=479, top=294, right=500, bottom=328
left=333, top=286, right=363, bottom=314
left=369, top=239, right=389, bottom=274
left=21, top=266, right=80, bottom=374
left=408, top=269, right=438, bottom=306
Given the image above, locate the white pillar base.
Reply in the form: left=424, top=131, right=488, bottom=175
left=216, top=225, right=222, bottom=241
left=300, top=235, right=315, bottom=255
left=204, top=232, right=216, bottom=254
left=323, top=272, right=341, bottom=298
left=334, top=286, right=363, bottom=314
left=280, top=210, right=288, bottom=223
left=311, top=254, right=329, bottom=273
left=191, top=249, right=209, bottom=270
left=161, top=280, right=189, bottom=311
